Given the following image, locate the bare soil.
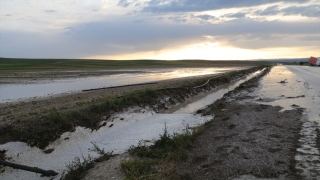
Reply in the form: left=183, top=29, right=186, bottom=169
left=176, top=102, right=303, bottom=180
left=175, top=67, right=304, bottom=180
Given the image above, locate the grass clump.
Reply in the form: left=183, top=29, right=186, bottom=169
left=60, top=156, right=94, bottom=180
left=121, top=159, right=155, bottom=180
left=122, top=124, right=208, bottom=180
left=18, top=109, right=73, bottom=149
left=61, top=143, right=113, bottom=180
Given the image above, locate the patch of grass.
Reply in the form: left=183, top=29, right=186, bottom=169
left=59, top=106, right=68, bottom=110
left=121, top=159, right=155, bottom=180
left=27, top=111, right=38, bottom=115
left=60, top=156, right=94, bottom=180
left=18, top=109, right=73, bottom=149
left=203, top=99, right=226, bottom=115
left=0, top=58, right=264, bottom=71
left=61, top=143, right=113, bottom=180
left=89, top=142, right=114, bottom=162
left=122, top=124, right=208, bottom=180
left=75, top=102, right=86, bottom=107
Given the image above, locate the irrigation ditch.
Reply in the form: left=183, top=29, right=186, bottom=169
left=117, top=65, right=304, bottom=180
left=0, top=65, right=272, bottom=179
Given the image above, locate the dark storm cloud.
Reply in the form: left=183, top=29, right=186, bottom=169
left=141, top=0, right=306, bottom=13
left=256, top=4, right=320, bottom=17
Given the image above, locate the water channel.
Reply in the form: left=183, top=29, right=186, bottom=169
left=0, top=67, right=244, bottom=103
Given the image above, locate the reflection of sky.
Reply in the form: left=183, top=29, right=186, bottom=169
left=0, top=0, right=319, bottom=59
left=0, top=67, right=242, bottom=103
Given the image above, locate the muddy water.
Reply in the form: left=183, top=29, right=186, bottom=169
left=0, top=67, right=241, bottom=103
left=163, top=70, right=264, bottom=114
left=249, top=66, right=320, bottom=179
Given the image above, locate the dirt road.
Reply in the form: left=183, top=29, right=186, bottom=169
left=176, top=65, right=320, bottom=180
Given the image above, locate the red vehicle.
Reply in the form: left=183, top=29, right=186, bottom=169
left=309, top=56, right=320, bottom=66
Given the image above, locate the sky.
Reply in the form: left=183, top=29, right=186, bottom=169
left=0, top=0, right=319, bottom=60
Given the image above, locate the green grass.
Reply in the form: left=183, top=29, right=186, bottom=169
left=60, top=156, right=94, bottom=180
left=61, top=143, right=113, bottom=180
left=121, top=124, right=208, bottom=180
left=0, top=58, right=266, bottom=71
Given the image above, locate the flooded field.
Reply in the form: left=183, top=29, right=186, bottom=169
left=0, top=67, right=243, bottom=103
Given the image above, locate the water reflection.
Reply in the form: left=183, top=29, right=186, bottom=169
left=0, top=67, right=243, bottom=103
left=162, top=70, right=263, bottom=114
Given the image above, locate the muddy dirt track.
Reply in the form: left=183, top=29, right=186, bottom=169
left=175, top=66, right=320, bottom=180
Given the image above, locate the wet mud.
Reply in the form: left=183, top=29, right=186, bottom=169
left=175, top=66, right=306, bottom=180
left=176, top=103, right=303, bottom=180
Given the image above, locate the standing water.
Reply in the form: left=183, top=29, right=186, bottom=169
left=0, top=67, right=243, bottom=103
left=163, top=70, right=264, bottom=114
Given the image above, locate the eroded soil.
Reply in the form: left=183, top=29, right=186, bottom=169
left=176, top=103, right=303, bottom=180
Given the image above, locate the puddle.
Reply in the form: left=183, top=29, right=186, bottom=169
left=163, top=69, right=264, bottom=114
left=0, top=67, right=242, bottom=103
left=247, top=66, right=320, bottom=179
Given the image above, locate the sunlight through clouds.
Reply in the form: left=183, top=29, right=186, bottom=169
left=0, top=0, right=319, bottom=59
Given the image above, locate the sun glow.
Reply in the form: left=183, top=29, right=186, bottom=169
left=88, top=42, right=318, bottom=60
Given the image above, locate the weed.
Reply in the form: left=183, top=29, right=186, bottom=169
left=27, top=111, right=38, bottom=115
left=60, top=156, right=94, bottom=180
left=121, top=159, right=155, bottom=180
left=61, top=143, right=113, bottom=180
left=124, top=124, right=208, bottom=179
left=18, top=109, right=73, bottom=149
left=59, top=106, right=68, bottom=110
left=75, top=102, right=86, bottom=107
left=89, top=142, right=114, bottom=162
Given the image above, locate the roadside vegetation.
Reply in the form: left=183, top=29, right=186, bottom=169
left=0, top=65, right=269, bottom=150
left=60, top=142, right=113, bottom=180
left=121, top=124, right=208, bottom=180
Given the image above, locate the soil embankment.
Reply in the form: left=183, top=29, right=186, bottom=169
left=176, top=67, right=304, bottom=179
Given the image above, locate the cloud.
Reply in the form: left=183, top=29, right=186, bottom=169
left=141, top=0, right=304, bottom=13
left=45, top=10, right=57, bottom=13
left=4, top=14, right=12, bottom=16
left=196, top=14, right=216, bottom=21
left=118, top=0, right=132, bottom=7
left=299, top=35, right=320, bottom=41
left=255, top=4, right=320, bottom=17
left=223, top=12, right=247, bottom=19
left=1, top=17, right=318, bottom=58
